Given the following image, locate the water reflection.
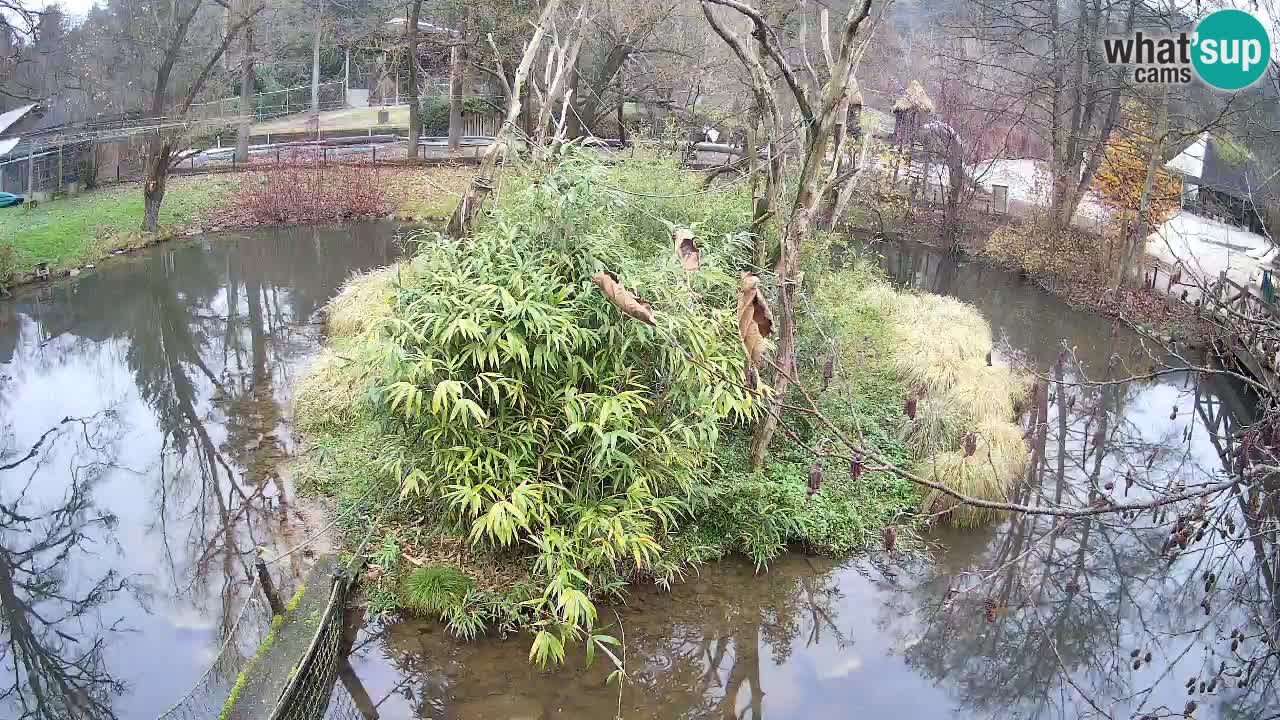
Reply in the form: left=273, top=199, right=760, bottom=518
left=338, top=239, right=1276, bottom=720
left=0, top=224, right=399, bottom=719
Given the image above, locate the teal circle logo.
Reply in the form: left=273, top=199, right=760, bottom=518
left=1193, top=9, right=1271, bottom=91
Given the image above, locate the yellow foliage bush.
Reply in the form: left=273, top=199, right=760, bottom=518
left=983, top=222, right=1105, bottom=279
left=1094, top=102, right=1183, bottom=229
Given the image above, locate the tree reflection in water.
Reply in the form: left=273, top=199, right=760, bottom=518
left=872, top=238, right=1280, bottom=720
left=0, top=413, right=127, bottom=720
left=0, top=225, right=400, bottom=718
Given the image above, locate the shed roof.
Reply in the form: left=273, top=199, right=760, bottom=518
left=0, top=103, right=37, bottom=137
left=1199, top=136, right=1272, bottom=200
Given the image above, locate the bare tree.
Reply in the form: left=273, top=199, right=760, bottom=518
left=446, top=0, right=574, bottom=239
left=235, top=0, right=261, bottom=165
left=951, top=0, right=1133, bottom=230
left=137, top=0, right=263, bottom=232
left=0, top=414, right=127, bottom=720
left=406, top=0, right=425, bottom=158
left=700, top=0, right=876, bottom=469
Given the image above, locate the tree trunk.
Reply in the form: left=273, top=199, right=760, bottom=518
left=310, top=0, right=323, bottom=135
left=236, top=17, right=255, bottom=165
left=749, top=135, right=830, bottom=468
left=406, top=0, right=423, bottom=159
left=142, top=137, right=172, bottom=233
left=1112, top=90, right=1170, bottom=289
left=447, top=24, right=465, bottom=152
left=447, top=0, right=559, bottom=239
left=563, top=63, right=581, bottom=139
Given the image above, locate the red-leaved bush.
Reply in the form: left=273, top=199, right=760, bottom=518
left=236, top=152, right=389, bottom=224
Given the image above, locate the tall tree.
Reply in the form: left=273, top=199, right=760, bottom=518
left=953, top=0, right=1135, bottom=229
left=136, top=0, right=262, bottom=232
left=406, top=0, right=424, bottom=157
left=235, top=0, right=260, bottom=164
left=701, top=0, right=876, bottom=468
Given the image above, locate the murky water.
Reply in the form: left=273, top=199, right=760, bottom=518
left=0, top=224, right=400, bottom=719
left=338, top=239, right=1278, bottom=720
left=4, top=230, right=1276, bottom=720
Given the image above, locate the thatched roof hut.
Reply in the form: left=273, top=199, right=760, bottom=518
left=849, top=81, right=864, bottom=108
left=893, top=81, right=935, bottom=114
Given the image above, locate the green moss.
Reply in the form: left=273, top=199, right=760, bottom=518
left=1216, top=135, right=1250, bottom=167
left=217, top=585, right=307, bottom=720
left=284, top=585, right=306, bottom=614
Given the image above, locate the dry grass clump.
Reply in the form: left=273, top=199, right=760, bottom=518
left=972, top=418, right=1029, bottom=480
left=900, top=396, right=961, bottom=460
left=860, top=284, right=1030, bottom=527
left=917, top=418, right=1027, bottom=527
left=326, top=263, right=406, bottom=339
left=918, top=451, right=1010, bottom=528
left=942, top=364, right=1017, bottom=423
left=293, top=348, right=365, bottom=432
left=853, top=283, right=904, bottom=320
left=298, top=260, right=418, bottom=430
left=890, top=294, right=991, bottom=395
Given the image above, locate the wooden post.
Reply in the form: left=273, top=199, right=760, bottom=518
left=255, top=557, right=286, bottom=616
left=27, top=151, right=34, bottom=197
left=447, top=30, right=464, bottom=152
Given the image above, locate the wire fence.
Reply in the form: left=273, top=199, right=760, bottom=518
left=154, top=575, right=275, bottom=720
left=0, top=116, right=502, bottom=196
left=187, top=82, right=347, bottom=124
left=268, top=575, right=354, bottom=720
left=146, top=563, right=365, bottom=720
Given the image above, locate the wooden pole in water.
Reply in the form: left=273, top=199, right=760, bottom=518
left=255, top=556, right=286, bottom=615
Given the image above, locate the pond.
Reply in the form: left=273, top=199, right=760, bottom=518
left=2, top=230, right=1275, bottom=720
left=0, top=224, right=400, bottom=719
left=338, top=239, right=1277, bottom=720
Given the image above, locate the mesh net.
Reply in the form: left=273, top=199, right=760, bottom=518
left=268, top=576, right=353, bottom=720
left=153, top=567, right=361, bottom=720
left=156, top=576, right=273, bottom=720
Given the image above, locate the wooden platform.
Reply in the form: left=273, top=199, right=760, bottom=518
left=227, top=557, right=343, bottom=720
left=1203, top=272, right=1280, bottom=395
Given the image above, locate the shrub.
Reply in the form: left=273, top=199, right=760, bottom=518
left=350, top=148, right=757, bottom=660
left=402, top=565, right=473, bottom=615
left=983, top=222, right=1106, bottom=279
left=420, top=95, right=497, bottom=135
left=236, top=158, right=389, bottom=224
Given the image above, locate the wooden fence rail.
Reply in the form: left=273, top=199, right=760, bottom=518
left=1204, top=271, right=1280, bottom=394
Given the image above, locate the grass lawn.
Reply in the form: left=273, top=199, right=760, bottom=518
left=1, top=175, right=239, bottom=277
left=251, top=106, right=411, bottom=134
left=0, top=165, right=472, bottom=287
